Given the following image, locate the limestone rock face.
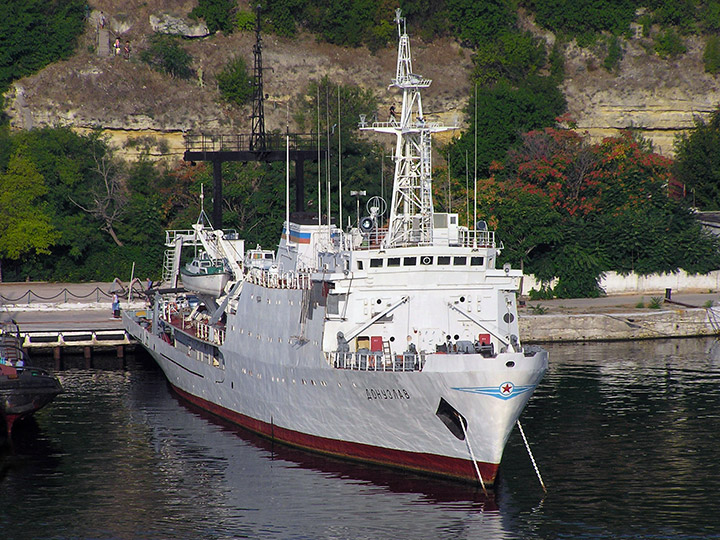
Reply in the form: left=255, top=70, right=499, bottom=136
left=562, top=35, right=720, bottom=155
left=5, top=4, right=720, bottom=161
left=149, top=13, right=209, bottom=37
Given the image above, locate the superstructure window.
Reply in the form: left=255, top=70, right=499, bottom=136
left=454, top=256, right=467, bottom=266
left=357, top=260, right=364, bottom=270
left=438, top=256, right=451, bottom=265
left=404, top=257, right=417, bottom=266
left=387, top=257, right=400, bottom=267
left=420, top=256, right=433, bottom=265
left=470, top=257, right=484, bottom=267
left=370, top=258, right=383, bottom=268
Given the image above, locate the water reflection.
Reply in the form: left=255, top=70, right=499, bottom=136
left=2, top=338, right=720, bottom=539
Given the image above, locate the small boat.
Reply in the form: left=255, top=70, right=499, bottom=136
left=0, top=320, right=63, bottom=435
left=180, top=253, right=231, bottom=297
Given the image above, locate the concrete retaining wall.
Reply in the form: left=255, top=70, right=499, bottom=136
left=522, top=270, right=720, bottom=296
left=520, top=307, right=718, bottom=343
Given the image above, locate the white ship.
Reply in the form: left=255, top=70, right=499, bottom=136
left=124, top=11, right=548, bottom=486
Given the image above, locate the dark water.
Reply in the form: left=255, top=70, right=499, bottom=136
left=2, top=338, right=720, bottom=540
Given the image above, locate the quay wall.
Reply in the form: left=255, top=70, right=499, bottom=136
left=520, top=307, right=717, bottom=343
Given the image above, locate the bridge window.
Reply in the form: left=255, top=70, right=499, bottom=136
left=404, top=257, right=417, bottom=266
left=370, top=258, right=383, bottom=268
left=438, top=256, right=450, bottom=265
left=454, top=256, right=467, bottom=266
left=470, top=257, right=484, bottom=267
left=387, top=257, right=400, bottom=267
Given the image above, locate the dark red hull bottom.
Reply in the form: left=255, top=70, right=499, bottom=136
left=171, top=384, right=499, bottom=485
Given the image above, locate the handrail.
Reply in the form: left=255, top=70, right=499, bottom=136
left=329, top=351, right=425, bottom=372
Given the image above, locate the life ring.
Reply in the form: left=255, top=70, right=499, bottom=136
left=421, top=256, right=432, bottom=265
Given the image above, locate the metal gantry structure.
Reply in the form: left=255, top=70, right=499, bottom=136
left=249, top=5, right=266, bottom=152
left=361, top=9, right=457, bottom=248
left=183, top=5, right=321, bottom=228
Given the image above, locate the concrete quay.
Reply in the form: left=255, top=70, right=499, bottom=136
left=520, top=292, right=720, bottom=342
left=0, top=282, right=147, bottom=362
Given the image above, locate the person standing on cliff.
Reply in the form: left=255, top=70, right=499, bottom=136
left=123, top=41, right=131, bottom=59
left=113, top=38, right=121, bottom=56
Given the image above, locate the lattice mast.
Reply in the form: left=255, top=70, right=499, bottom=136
left=361, top=9, right=456, bottom=247
left=250, top=4, right=266, bottom=151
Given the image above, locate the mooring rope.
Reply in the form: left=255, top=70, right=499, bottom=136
left=517, top=419, right=547, bottom=493
left=459, top=415, right=488, bottom=496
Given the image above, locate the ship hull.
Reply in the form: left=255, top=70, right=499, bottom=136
left=126, top=313, right=547, bottom=484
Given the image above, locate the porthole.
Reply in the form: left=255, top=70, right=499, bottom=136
left=459, top=296, right=465, bottom=302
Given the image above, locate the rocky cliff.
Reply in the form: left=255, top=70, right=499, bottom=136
left=4, top=2, right=720, bottom=161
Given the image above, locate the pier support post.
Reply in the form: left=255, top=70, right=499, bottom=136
left=116, top=345, right=124, bottom=359
left=84, top=346, right=93, bottom=369
left=53, top=346, right=62, bottom=370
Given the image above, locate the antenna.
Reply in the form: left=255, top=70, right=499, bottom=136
left=338, top=84, right=343, bottom=230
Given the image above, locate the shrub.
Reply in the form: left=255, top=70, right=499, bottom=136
left=603, top=35, right=624, bottom=72
left=217, top=57, right=253, bottom=107
left=654, top=29, right=687, bottom=58
left=704, top=35, right=720, bottom=74
left=140, top=35, right=194, bottom=79
left=235, top=9, right=255, bottom=32
left=190, top=0, right=235, bottom=34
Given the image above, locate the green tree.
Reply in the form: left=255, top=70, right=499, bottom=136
left=217, top=57, right=253, bottom=106
left=526, top=0, right=635, bottom=42
left=487, top=127, right=720, bottom=297
left=446, top=0, right=515, bottom=47
left=0, top=150, right=59, bottom=281
left=674, top=107, right=720, bottom=209
left=140, top=34, right=194, bottom=79
left=0, top=0, right=85, bottom=93
left=704, top=35, right=720, bottom=74
left=190, top=0, right=236, bottom=34
left=448, top=77, right=566, bottom=179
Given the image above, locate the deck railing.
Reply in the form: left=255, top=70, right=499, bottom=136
left=246, top=269, right=312, bottom=290
left=184, top=132, right=321, bottom=153
left=328, top=351, right=425, bottom=372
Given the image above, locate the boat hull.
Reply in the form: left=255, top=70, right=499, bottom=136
left=0, top=366, right=63, bottom=434
left=126, top=313, right=547, bottom=484
left=180, top=268, right=230, bottom=297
